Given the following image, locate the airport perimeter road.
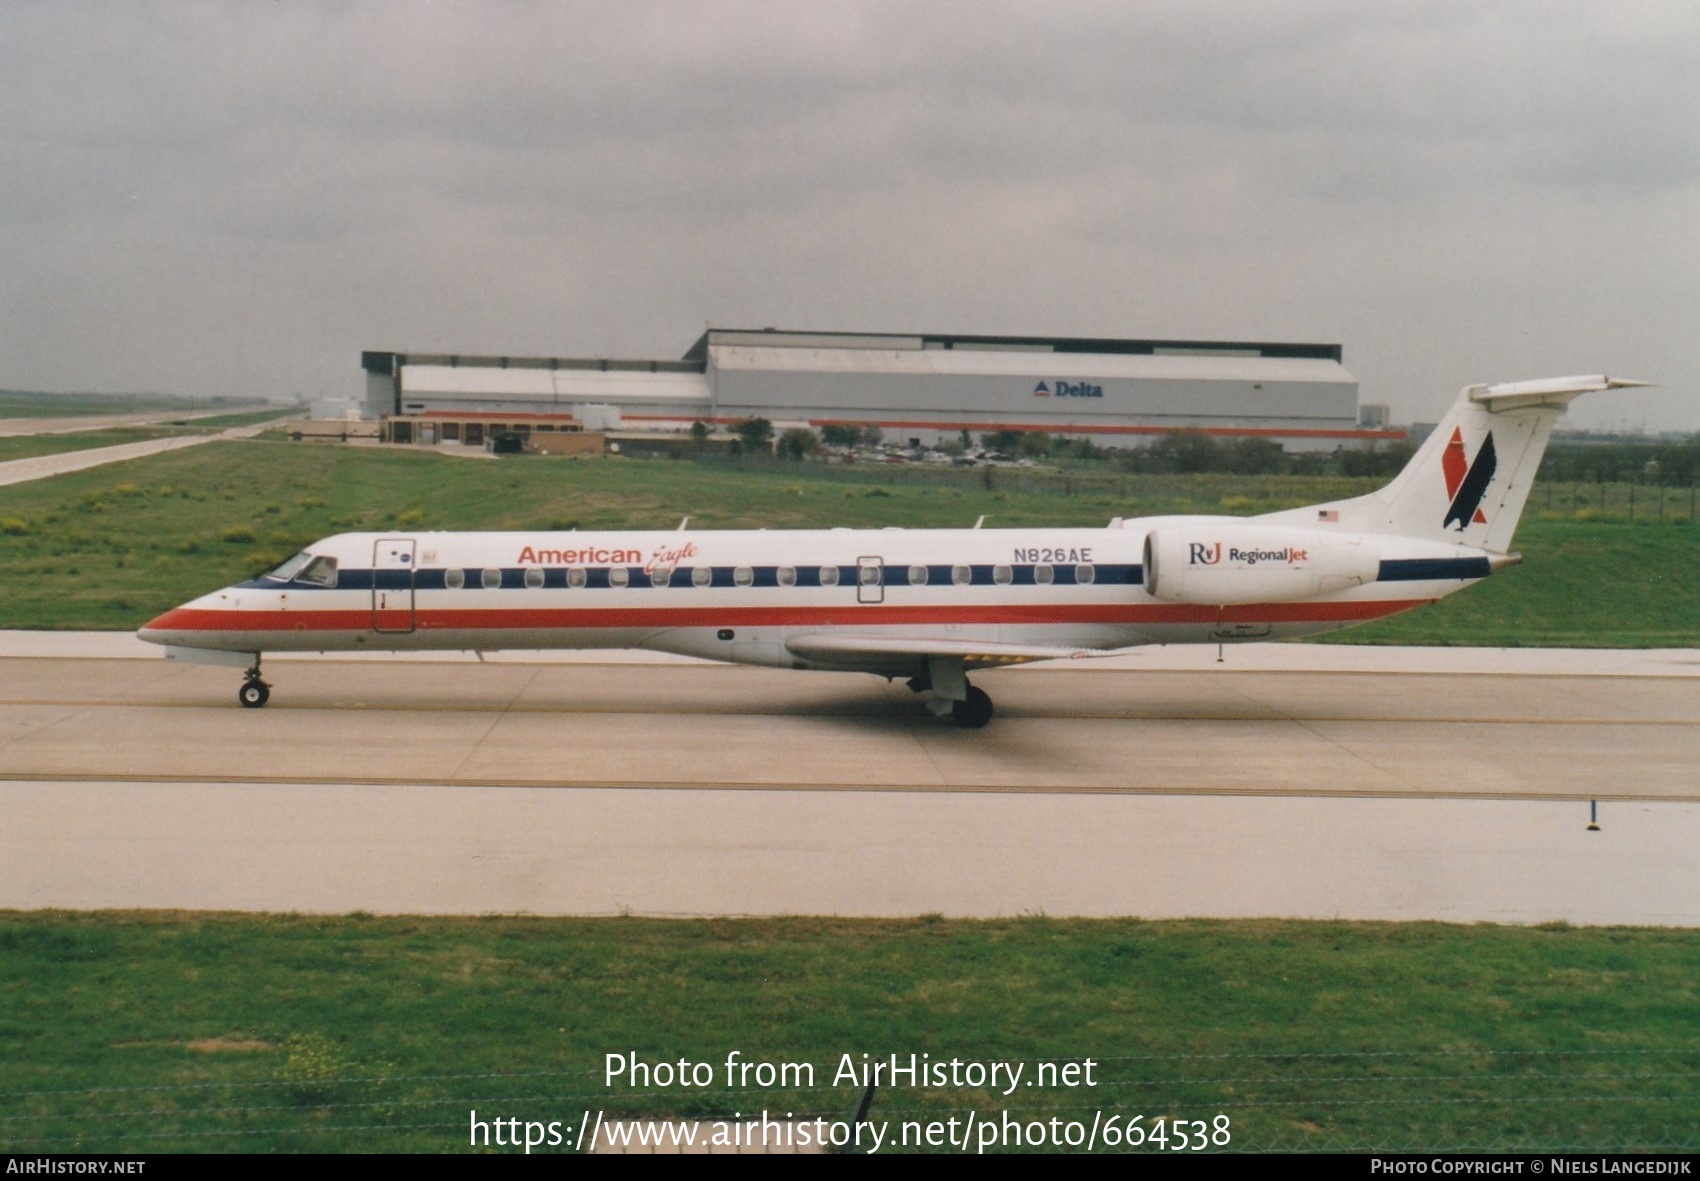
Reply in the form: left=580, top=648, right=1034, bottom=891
left=2, top=649, right=1697, bottom=922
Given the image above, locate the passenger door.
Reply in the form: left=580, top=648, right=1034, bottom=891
left=372, top=538, right=417, bottom=633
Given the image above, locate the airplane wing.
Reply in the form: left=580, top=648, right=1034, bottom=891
left=783, top=633, right=1107, bottom=670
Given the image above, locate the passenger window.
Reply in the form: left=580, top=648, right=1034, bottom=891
left=650, top=568, right=669, bottom=587
left=908, top=564, right=928, bottom=586
left=993, top=564, right=1012, bottom=585
left=951, top=564, right=971, bottom=585
left=298, top=556, right=338, bottom=587
left=609, top=567, right=630, bottom=587
left=777, top=566, right=796, bottom=587
left=567, top=567, right=586, bottom=588
left=481, top=568, right=502, bottom=590
left=691, top=566, right=711, bottom=588
left=525, top=568, right=544, bottom=589
left=444, top=568, right=465, bottom=590
left=1034, top=564, right=1054, bottom=585
left=820, top=565, right=840, bottom=587
left=734, top=566, right=754, bottom=587
left=1076, top=563, right=1095, bottom=585
left=858, top=565, right=880, bottom=586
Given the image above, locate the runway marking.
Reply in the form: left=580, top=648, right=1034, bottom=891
left=4, top=773, right=1695, bottom=803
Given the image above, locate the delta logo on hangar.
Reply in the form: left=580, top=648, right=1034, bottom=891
left=1032, top=381, right=1104, bottom=398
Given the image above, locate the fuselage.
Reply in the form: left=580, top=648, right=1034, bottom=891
left=137, top=519, right=1480, bottom=674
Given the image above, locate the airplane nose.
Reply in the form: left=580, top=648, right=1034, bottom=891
left=137, top=605, right=192, bottom=644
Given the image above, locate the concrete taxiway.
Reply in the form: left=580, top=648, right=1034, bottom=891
left=1, top=638, right=1696, bottom=923
left=0, top=417, right=285, bottom=488
left=0, top=407, right=249, bottom=437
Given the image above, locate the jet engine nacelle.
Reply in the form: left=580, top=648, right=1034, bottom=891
left=1143, top=525, right=1380, bottom=606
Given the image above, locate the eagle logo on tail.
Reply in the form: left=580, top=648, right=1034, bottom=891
left=1441, top=427, right=1496, bottom=530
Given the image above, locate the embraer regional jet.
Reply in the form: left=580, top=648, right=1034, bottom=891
left=139, top=375, right=1644, bottom=727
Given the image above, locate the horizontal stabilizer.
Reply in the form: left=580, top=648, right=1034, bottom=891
left=1469, top=375, right=1652, bottom=413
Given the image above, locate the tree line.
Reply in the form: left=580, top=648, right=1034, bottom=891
left=703, top=419, right=1698, bottom=482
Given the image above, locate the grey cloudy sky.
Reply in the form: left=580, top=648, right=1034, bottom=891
left=4, top=0, right=1697, bottom=430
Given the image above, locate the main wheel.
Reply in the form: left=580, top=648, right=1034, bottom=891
left=239, top=681, right=270, bottom=708
left=950, top=685, right=994, bottom=729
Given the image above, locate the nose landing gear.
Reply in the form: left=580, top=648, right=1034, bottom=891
left=239, top=661, right=271, bottom=708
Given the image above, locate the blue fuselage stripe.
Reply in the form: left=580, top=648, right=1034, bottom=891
left=1376, top=557, right=1491, bottom=582
left=246, top=563, right=1146, bottom=592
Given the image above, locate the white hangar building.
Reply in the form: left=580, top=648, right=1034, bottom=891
left=361, top=328, right=1394, bottom=449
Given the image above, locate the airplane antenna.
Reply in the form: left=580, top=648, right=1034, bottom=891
left=1216, top=642, right=1224, bottom=663
left=973, top=516, right=985, bottom=529
left=677, top=517, right=690, bottom=531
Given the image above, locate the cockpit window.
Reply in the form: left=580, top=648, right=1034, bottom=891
left=264, top=552, right=313, bottom=582
left=297, top=555, right=339, bottom=587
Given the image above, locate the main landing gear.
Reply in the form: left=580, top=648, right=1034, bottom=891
left=950, top=685, right=994, bottom=729
left=912, top=657, right=996, bottom=729
left=238, top=659, right=271, bottom=708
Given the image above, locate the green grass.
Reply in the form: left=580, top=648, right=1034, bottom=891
left=0, top=912, right=1694, bottom=1154
left=1327, top=520, right=1700, bottom=647
left=0, top=441, right=1693, bottom=643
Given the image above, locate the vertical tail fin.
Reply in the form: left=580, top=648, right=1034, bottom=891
left=1265, top=376, right=1651, bottom=550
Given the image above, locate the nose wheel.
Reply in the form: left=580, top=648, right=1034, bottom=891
left=239, top=661, right=271, bottom=708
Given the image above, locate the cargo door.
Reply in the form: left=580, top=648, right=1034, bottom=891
left=372, top=538, right=417, bottom=633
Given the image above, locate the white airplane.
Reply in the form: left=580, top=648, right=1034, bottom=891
left=138, top=375, right=1645, bottom=727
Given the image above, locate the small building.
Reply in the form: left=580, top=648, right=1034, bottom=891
left=279, top=418, right=381, bottom=443
left=379, top=409, right=601, bottom=455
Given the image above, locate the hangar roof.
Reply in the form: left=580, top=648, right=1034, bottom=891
left=683, top=328, right=1343, bottom=363
left=368, top=328, right=1345, bottom=382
